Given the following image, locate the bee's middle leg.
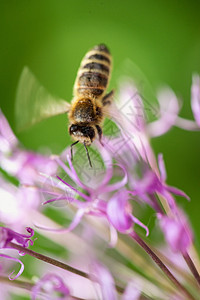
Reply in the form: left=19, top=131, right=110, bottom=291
left=102, top=90, right=114, bottom=106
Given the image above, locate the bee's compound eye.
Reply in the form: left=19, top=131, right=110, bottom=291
left=69, top=124, right=79, bottom=134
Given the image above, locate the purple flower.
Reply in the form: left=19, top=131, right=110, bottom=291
left=0, top=109, right=57, bottom=185
left=158, top=210, right=193, bottom=254
left=0, top=226, right=35, bottom=249
left=31, top=273, right=70, bottom=300
left=38, top=147, right=128, bottom=241
left=128, top=154, right=189, bottom=212
left=0, top=227, right=35, bottom=279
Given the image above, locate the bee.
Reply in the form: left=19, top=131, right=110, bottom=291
left=15, top=44, right=114, bottom=167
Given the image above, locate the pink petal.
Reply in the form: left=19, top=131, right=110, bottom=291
left=56, top=176, right=91, bottom=202
left=130, top=214, right=149, bottom=236
left=158, top=153, right=167, bottom=181
left=55, top=156, right=91, bottom=194
left=0, top=110, right=18, bottom=149
left=107, top=191, right=132, bottom=233
left=191, top=74, right=200, bottom=127
left=122, top=280, right=141, bottom=300
left=148, top=88, right=180, bottom=137
left=159, top=212, right=193, bottom=254
left=103, top=164, right=128, bottom=193
left=92, top=262, right=117, bottom=300
left=0, top=254, right=24, bottom=280
left=35, top=208, right=85, bottom=233
left=166, top=186, right=190, bottom=201
left=95, top=141, right=113, bottom=188
left=109, top=225, right=118, bottom=248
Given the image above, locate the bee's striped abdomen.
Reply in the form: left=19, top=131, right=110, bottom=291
left=74, top=44, right=111, bottom=98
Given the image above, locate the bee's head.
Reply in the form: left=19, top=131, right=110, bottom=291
left=69, top=124, right=96, bottom=146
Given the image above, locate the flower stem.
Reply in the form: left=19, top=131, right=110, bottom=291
left=8, top=242, right=124, bottom=294
left=130, top=232, right=196, bottom=300
left=182, top=251, right=200, bottom=287
left=9, top=242, right=89, bottom=278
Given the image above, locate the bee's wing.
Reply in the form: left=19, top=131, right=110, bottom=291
left=104, top=59, right=159, bottom=123
left=15, top=66, right=71, bottom=131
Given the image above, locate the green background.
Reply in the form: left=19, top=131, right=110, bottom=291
left=0, top=0, right=200, bottom=245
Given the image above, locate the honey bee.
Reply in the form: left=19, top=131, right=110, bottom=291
left=15, top=44, right=114, bottom=167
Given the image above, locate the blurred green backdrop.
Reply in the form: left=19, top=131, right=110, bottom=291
left=0, top=0, right=200, bottom=244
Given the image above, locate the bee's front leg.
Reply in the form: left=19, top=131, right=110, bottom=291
left=102, top=90, right=114, bottom=106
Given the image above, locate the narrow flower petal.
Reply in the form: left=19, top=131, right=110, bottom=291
left=107, top=191, right=132, bottom=233
left=130, top=214, right=149, bottom=236
left=166, top=186, right=190, bottom=201
left=158, top=153, right=167, bottom=182
left=0, top=227, right=35, bottom=249
left=148, top=88, right=180, bottom=137
left=103, top=164, right=128, bottom=193
left=92, top=262, right=117, bottom=300
left=191, top=74, right=200, bottom=127
left=56, top=175, right=91, bottom=202
left=95, top=142, right=113, bottom=188
left=0, top=254, right=24, bottom=280
left=0, top=109, right=18, bottom=149
left=158, top=211, right=193, bottom=254
left=35, top=208, right=85, bottom=233
left=109, top=225, right=118, bottom=248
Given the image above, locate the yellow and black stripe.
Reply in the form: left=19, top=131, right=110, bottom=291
left=74, top=44, right=112, bottom=98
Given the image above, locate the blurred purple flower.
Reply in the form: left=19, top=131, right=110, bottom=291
left=158, top=210, right=193, bottom=254
left=31, top=273, right=70, bottom=300
left=0, top=176, right=40, bottom=230
left=91, top=261, right=141, bottom=300
left=0, top=109, right=57, bottom=185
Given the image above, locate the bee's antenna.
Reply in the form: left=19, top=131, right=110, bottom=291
left=70, top=141, right=79, bottom=161
left=83, top=141, right=92, bottom=168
